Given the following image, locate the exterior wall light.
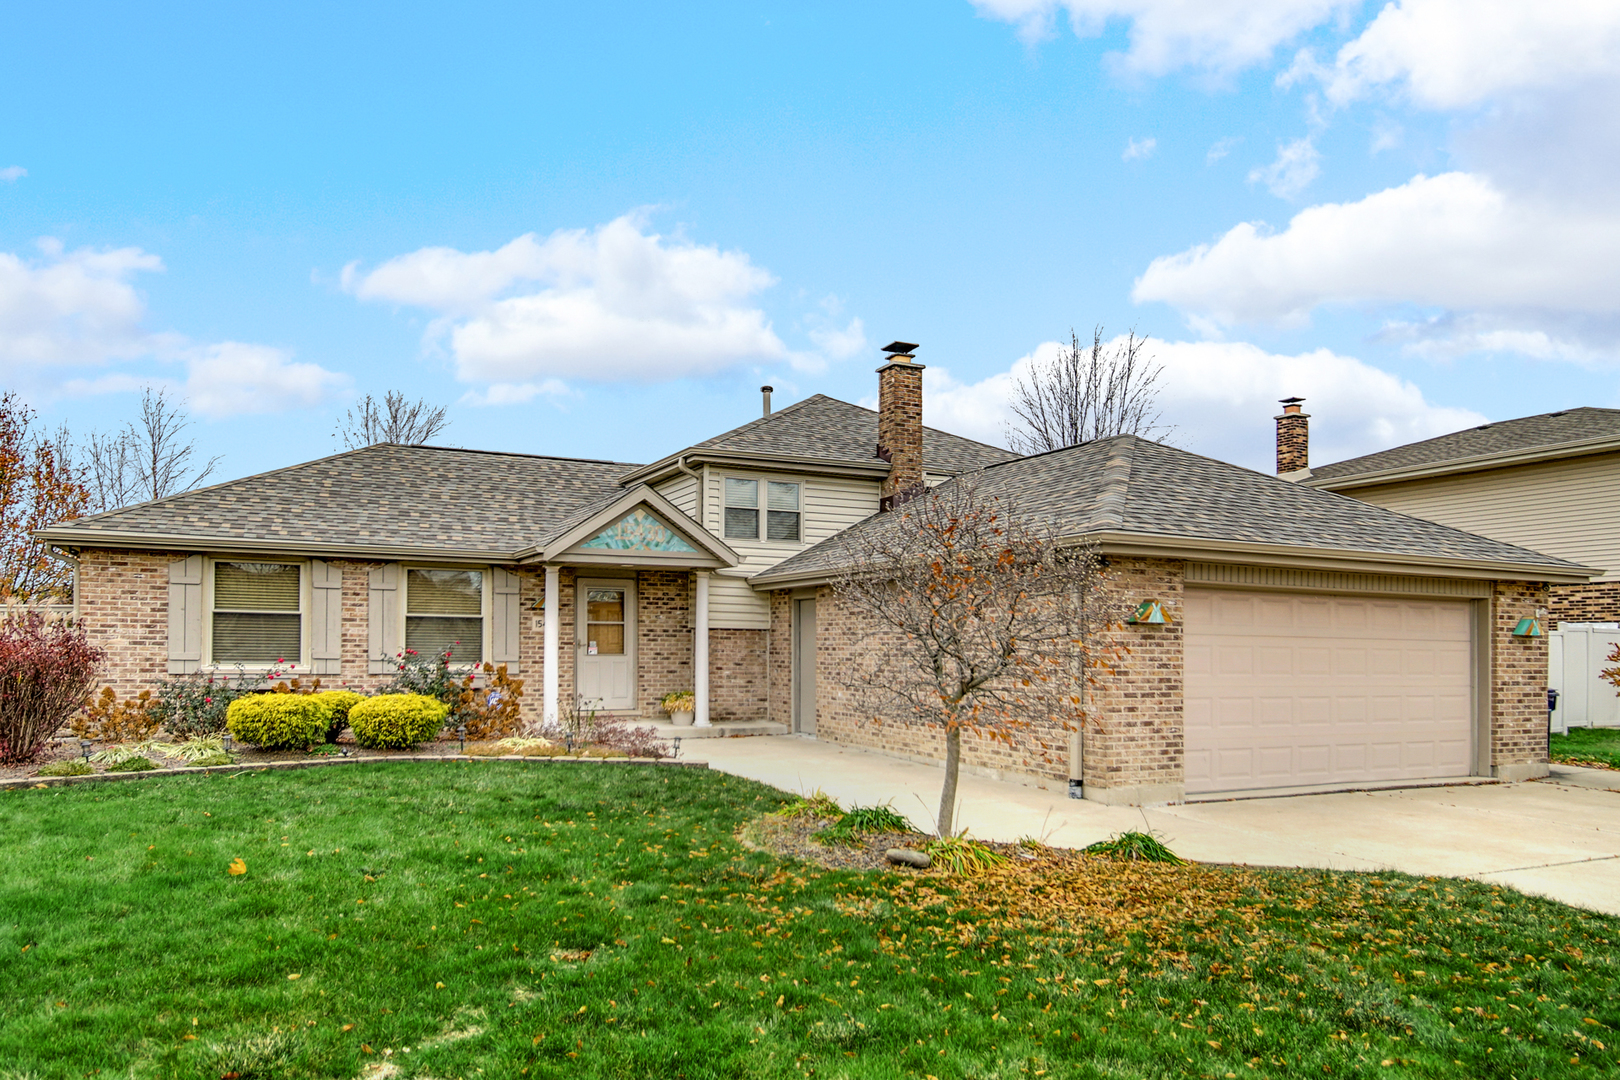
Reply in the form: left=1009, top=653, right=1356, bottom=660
left=1128, top=600, right=1169, bottom=625
left=1513, top=617, right=1544, bottom=638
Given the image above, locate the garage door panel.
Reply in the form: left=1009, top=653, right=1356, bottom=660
left=1185, top=589, right=1474, bottom=794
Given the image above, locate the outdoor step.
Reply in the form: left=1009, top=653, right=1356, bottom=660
left=633, top=720, right=789, bottom=739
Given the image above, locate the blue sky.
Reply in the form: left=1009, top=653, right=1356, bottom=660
left=5, top=1, right=1618, bottom=481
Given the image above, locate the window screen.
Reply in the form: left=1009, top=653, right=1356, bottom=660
left=724, top=477, right=759, bottom=540
left=766, top=481, right=800, bottom=542
left=212, top=562, right=301, bottom=664
left=406, top=568, right=483, bottom=663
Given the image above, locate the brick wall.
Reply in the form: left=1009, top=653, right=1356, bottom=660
left=792, top=557, right=1184, bottom=798
left=1491, top=579, right=1550, bottom=780
left=1275, top=409, right=1309, bottom=474
left=1549, top=581, right=1620, bottom=626
left=77, top=548, right=182, bottom=700
left=767, top=591, right=792, bottom=726
left=876, top=359, right=925, bottom=509
left=710, top=629, right=767, bottom=722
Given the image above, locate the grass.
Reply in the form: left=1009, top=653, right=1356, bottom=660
left=1551, top=727, right=1620, bottom=770
left=1082, top=830, right=1187, bottom=865
left=0, top=762, right=1614, bottom=1078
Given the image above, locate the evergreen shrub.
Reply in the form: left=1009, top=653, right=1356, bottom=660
left=225, top=694, right=327, bottom=750
left=348, top=694, right=448, bottom=750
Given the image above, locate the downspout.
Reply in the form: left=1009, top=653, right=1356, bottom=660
left=675, top=454, right=703, bottom=525
left=46, top=546, right=80, bottom=621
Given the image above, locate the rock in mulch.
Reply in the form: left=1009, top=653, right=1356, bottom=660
left=885, top=848, right=931, bottom=868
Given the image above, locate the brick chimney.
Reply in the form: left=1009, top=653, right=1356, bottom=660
left=1275, top=397, right=1310, bottom=478
left=876, top=341, right=925, bottom=511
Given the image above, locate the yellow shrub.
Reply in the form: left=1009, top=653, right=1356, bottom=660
left=348, top=694, right=448, bottom=750
left=315, top=690, right=366, bottom=742
left=226, top=694, right=327, bottom=750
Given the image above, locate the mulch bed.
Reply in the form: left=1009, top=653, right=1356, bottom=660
left=743, top=811, right=932, bottom=871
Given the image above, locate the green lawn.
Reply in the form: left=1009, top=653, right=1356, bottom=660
left=1551, top=727, right=1620, bottom=770
left=1, top=762, right=1615, bottom=1079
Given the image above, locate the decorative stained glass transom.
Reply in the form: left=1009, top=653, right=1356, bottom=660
left=581, top=509, right=697, bottom=553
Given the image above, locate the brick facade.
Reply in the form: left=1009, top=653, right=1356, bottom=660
left=1548, top=580, right=1620, bottom=627
left=876, top=357, right=925, bottom=510
left=1275, top=402, right=1310, bottom=474
left=1490, top=580, right=1552, bottom=781
left=771, top=557, right=1553, bottom=803
left=74, top=554, right=770, bottom=728
left=767, top=591, right=793, bottom=727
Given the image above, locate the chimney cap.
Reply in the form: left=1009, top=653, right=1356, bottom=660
left=881, top=341, right=920, bottom=355
left=1279, top=396, right=1305, bottom=405
left=760, top=384, right=774, bottom=392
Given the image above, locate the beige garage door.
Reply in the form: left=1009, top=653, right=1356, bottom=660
left=1184, top=589, right=1474, bottom=795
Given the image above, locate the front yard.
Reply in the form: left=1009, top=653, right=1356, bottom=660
left=1, top=762, right=1616, bottom=1078
left=1551, top=727, right=1620, bottom=771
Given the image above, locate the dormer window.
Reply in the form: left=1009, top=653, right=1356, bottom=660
left=724, top=476, right=800, bottom=543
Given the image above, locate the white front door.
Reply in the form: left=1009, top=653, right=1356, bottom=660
left=576, top=578, right=637, bottom=712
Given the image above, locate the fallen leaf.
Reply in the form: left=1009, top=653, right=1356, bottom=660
left=342, top=1024, right=355, bottom=1032
left=287, top=973, right=301, bottom=980
left=227, top=858, right=247, bottom=876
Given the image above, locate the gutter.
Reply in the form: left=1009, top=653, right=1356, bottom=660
left=1306, top=433, right=1620, bottom=492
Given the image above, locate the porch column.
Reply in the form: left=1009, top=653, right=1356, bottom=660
left=543, top=565, right=560, bottom=725
left=694, top=570, right=711, bottom=727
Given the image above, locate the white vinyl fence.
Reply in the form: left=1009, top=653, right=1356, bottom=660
left=1548, top=622, right=1620, bottom=734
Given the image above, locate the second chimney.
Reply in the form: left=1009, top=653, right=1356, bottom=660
left=1275, top=397, right=1310, bottom=478
left=877, top=341, right=925, bottom=511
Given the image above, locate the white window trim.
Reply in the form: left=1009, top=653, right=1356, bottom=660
left=202, top=557, right=311, bottom=672
left=398, top=564, right=493, bottom=669
left=720, top=472, right=804, bottom=545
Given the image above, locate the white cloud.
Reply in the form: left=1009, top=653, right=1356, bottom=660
left=0, top=166, right=24, bottom=182
left=1206, top=136, right=1239, bottom=163
left=1133, top=172, right=1620, bottom=334
left=181, top=342, right=350, bottom=419
left=458, top=379, right=575, bottom=407
left=1247, top=137, right=1321, bottom=198
left=1122, top=136, right=1157, bottom=161
left=973, top=0, right=1356, bottom=76
left=0, top=239, right=165, bottom=365
left=345, top=213, right=789, bottom=384
left=1318, top=0, right=1620, bottom=109
left=921, top=336, right=1483, bottom=473
left=808, top=315, right=867, bottom=360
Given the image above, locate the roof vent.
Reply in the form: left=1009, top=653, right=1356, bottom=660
left=761, top=385, right=774, bottom=417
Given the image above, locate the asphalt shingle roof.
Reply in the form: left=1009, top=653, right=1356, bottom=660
left=755, top=435, right=1586, bottom=582
left=1311, top=407, right=1620, bottom=482
left=666, top=394, right=1019, bottom=474
left=44, top=444, right=638, bottom=555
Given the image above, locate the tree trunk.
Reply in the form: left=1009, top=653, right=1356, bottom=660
left=937, top=723, right=962, bottom=836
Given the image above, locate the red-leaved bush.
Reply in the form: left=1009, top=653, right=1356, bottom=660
left=0, top=612, right=104, bottom=763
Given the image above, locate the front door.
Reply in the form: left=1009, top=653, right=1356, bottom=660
left=794, top=598, right=817, bottom=735
left=577, top=578, right=637, bottom=712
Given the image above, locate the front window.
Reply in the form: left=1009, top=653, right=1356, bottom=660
left=585, top=587, right=626, bottom=655
left=405, top=568, right=484, bottom=663
left=212, top=561, right=301, bottom=664
left=725, top=477, right=800, bottom=541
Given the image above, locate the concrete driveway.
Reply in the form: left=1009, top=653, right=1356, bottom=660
left=690, top=735, right=1620, bottom=918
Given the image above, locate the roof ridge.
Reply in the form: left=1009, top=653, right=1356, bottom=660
left=1087, top=436, right=1136, bottom=528
left=693, top=393, right=833, bottom=448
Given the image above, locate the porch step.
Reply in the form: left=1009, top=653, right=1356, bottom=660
left=633, top=720, right=789, bottom=739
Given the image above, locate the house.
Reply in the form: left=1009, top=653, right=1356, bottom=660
left=36, top=348, right=1593, bottom=804
left=1288, top=405, right=1620, bottom=628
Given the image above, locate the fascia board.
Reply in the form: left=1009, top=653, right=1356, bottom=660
left=1305, top=436, right=1620, bottom=491
left=523, top=485, right=739, bottom=566
left=33, top=529, right=511, bottom=565
left=621, top=451, right=890, bottom=487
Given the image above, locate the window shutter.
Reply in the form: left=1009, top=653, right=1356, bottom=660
left=167, top=555, right=204, bottom=674
left=491, top=566, right=521, bottom=673
left=310, top=559, right=344, bottom=675
left=368, top=563, right=401, bottom=675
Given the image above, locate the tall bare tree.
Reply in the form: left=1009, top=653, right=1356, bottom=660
left=335, top=391, right=450, bottom=449
left=832, top=475, right=1126, bottom=837
left=1007, top=327, right=1167, bottom=455
left=85, top=388, right=221, bottom=511
left=0, top=394, right=92, bottom=602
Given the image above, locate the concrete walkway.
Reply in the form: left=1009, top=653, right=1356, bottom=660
left=691, top=736, right=1620, bottom=918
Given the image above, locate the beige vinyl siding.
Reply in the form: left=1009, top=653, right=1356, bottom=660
left=1345, top=451, right=1620, bottom=579
left=654, top=473, right=699, bottom=521
left=698, top=466, right=880, bottom=628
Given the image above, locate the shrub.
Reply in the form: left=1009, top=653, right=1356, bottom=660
left=149, top=668, right=279, bottom=738
left=90, top=740, right=167, bottom=765
left=153, top=735, right=227, bottom=763
left=0, top=611, right=104, bottom=764
left=36, top=759, right=92, bottom=777
left=924, top=835, right=1007, bottom=876
left=379, top=646, right=463, bottom=716
left=659, top=690, right=695, bottom=714
left=187, top=752, right=235, bottom=768
left=314, top=690, right=365, bottom=742
left=1082, top=830, right=1185, bottom=864
left=456, top=664, right=524, bottom=740
left=348, top=694, right=448, bottom=750
left=107, top=756, right=159, bottom=772
left=226, top=694, right=328, bottom=750
left=72, top=687, right=160, bottom=743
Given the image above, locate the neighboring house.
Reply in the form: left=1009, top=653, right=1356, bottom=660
left=1291, top=406, right=1620, bottom=627
left=37, top=351, right=1592, bottom=804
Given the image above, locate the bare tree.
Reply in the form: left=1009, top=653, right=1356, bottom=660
left=335, top=391, right=450, bottom=450
left=1007, top=327, right=1167, bottom=455
left=832, top=475, right=1126, bottom=837
left=85, top=388, right=221, bottom=511
left=0, top=395, right=91, bottom=602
